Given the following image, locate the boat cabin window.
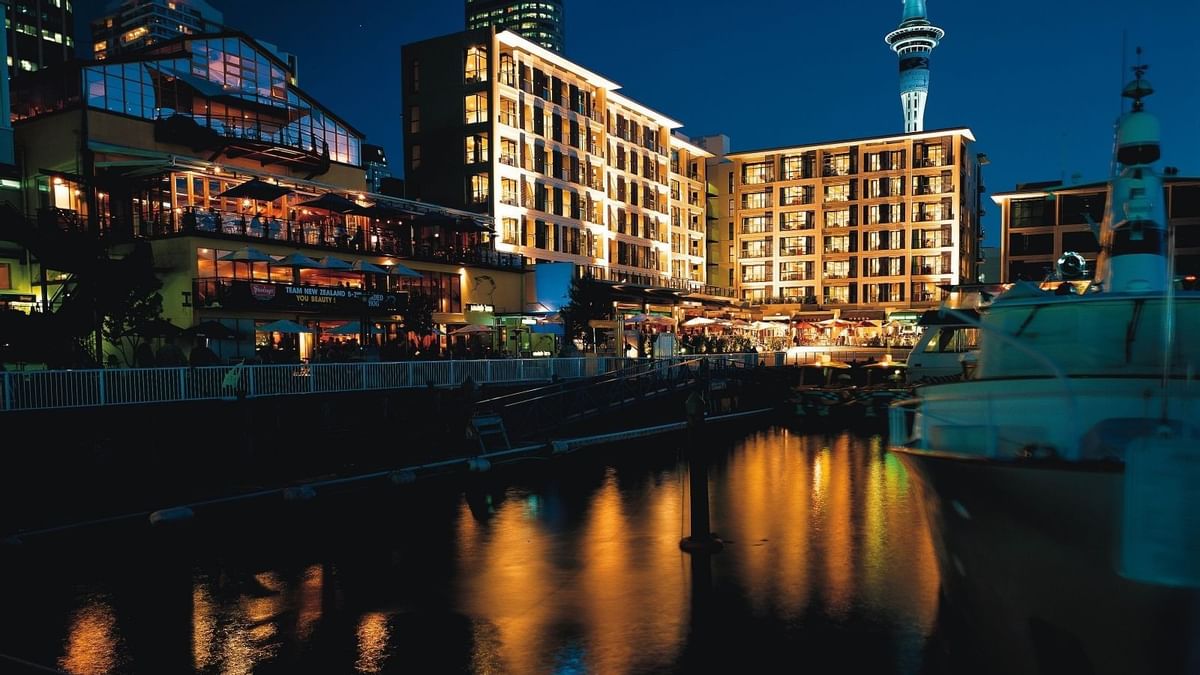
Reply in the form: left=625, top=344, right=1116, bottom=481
left=922, top=327, right=979, bottom=354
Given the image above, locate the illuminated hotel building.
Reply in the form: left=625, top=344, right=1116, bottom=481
left=466, top=0, right=564, bottom=54
left=993, top=177, right=1200, bottom=282
left=402, top=28, right=709, bottom=292
left=717, top=128, right=983, bottom=314
left=6, top=0, right=74, bottom=76
left=3, top=31, right=527, bottom=358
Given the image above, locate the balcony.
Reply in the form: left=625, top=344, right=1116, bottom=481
left=739, top=249, right=771, bottom=259
left=499, top=154, right=518, bottom=167
left=154, top=113, right=331, bottom=176
left=779, top=247, right=811, bottom=257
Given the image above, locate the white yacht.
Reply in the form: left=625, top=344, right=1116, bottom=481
left=889, top=65, right=1200, bottom=675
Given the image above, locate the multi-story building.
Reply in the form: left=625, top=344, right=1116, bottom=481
left=466, top=0, right=564, bottom=54
left=3, top=31, right=527, bottom=362
left=668, top=134, right=710, bottom=290
left=993, top=177, right=1200, bottom=282
left=362, top=143, right=390, bottom=194
left=6, top=0, right=74, bottom=76
left=91, top=0, right=223, bottom=60
left=697, top=134, right=735, bottom=292
left=401, top=28, right=707, bottom=292
left=716, top=128, right=983, bottom=315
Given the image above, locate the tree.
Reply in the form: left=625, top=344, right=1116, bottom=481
left=559, top=277, right=611, bottom=350
left=98, top=243, right=166, bottom=367
left=403, top=292, right=436, bottom=338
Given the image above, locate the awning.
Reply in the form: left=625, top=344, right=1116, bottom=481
left=841, top=310, right=887, bottom=321
left=259, top=319, right=311, bottom=334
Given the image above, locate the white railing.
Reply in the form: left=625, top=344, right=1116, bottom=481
left=0, top=350, right=909, bottom=412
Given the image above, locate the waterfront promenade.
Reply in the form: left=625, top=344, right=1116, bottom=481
left=0, top=347, right=907, bottom=412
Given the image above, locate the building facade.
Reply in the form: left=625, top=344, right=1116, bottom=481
left=3, top=31, right=527, bottom=363
left=401, top=28, right=708, bottom=292
left=362, top=143, right=390, bottom=194
left=993, top=178, right=1200, bottom=282
left=7, top=0, right=74, bottom=76
left=716, top=128, right=982, bottom=315
left=466, top=0, right=564, bottom=54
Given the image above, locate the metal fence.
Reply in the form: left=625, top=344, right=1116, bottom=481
left=0, top=348, right=909, bottom=412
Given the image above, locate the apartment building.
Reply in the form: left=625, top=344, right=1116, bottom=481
left=717, top=128, right=983, bottom=312
left=993, top=177, right=1200, bottom=282
left=402, top=28, right=707, bottom=291
left=668, top=134, right=711, bottom=289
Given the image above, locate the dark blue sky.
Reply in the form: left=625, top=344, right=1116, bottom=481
left=75, top=0, right=1200, bottom=247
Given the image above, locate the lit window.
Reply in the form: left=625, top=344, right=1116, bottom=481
left=121, top=26, right=149, bottom=44
left=410, top=145, right=421, bottom=170
left=464, top=94, right=488, bottom=125
left=93, top=40, right=107, bottom=52
left=464, top=45, right=488, bottom=83
left=465, top=134, right=489, bottom=164
left=470, top=174, right=490, bottom=203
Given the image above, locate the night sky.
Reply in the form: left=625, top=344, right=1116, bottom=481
left=73, top=0, right=1200, bottom=247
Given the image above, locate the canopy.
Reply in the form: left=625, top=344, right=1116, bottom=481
left=683, top=317, right=716, bottom=327
left=381, top=262, right=423, bottom=278
left=350, top=260, right=388, bottom=274
left=218, top=247, right=273, bottom=262
left=317, top=256, right=352, bottom=270
left=625, top=313, right=673, bottom=325
left=449, top=218, right=493, bottom=234
left=269, top=252, right=321, bottom=269
left=182, top=320, right=241, bottom=340
left=349, top=203, right=406, bottom=220
left=217, top=178, right=291, bottom=202
left=794, top=322, right=819, bottom=331
left=297, top=192, right=358, bottom=213
left=259, top=319, right=312, bottom=334
left=451, top=324, right=494, bottom=335
left=816, top=318, right=856, bottom=328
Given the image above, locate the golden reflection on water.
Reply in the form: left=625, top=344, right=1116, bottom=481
left=355, top=612, right=390, bottom=673
left=58, top=595, right=121, bottom=675
left=190, top=570, right=293, bottom=675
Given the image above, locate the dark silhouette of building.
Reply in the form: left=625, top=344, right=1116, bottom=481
left=6, top=0, right=74, bottom=77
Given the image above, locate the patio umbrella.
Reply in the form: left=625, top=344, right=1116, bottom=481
left=381, top=261, right=423, bottom=278
left=297, top=193, right=358, bottom=213
left=793, top=322, right=818, bottom=331
left=259, top=319, right=312, bottom=334
left=182, top=320, right=241, bottom=340
left=317, top=256, right=352, bottom=270
left=135, top=317, right=182, bottom=338
left=270, top=252, right=321, bottom=269
left=350, top=260, right=388, bottom=274
left=625, top=314, right=653, bottom=324
left=349, top=203, right=405, bottom=220
left=326, top=321, right=385, bottom=336
left=218, top=247, right=274, bottom=262
left=218, top=178, right=292, bottom=202
left=451, top=324, right=494, bottom=335
left=683, top=317, right=716, bottom=327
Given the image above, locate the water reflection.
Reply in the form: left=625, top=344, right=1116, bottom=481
left=24, top=427, right=942, bottom=674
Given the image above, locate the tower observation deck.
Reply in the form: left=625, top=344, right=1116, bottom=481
left=884, top=0, right=945, bottom=133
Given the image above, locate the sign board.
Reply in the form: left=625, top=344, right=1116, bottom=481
left=196, top=279, right=406, bottom=314
left=467, top=303, right=495, bottom=313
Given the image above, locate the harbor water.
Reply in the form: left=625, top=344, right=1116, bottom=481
left=0, top=426, right=978, bottom=674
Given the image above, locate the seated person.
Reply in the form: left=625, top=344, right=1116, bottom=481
left=248, top=213, right=265, bottom=237
left=268, top=217, right=283, bottom=239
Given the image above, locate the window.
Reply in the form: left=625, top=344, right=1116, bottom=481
left=741, top=264, right=771, bottom=283
left=825, top=209, right=851, bottom=228
left=824, top=152, right=851, bottom=176
left=824, top=234, right=853, bottom=254
left=464, top=46, right=488, bottom=83
left=824, top=259, right=852, bottom=280
left=499, top=138, right=517, bottom=167
left=781, top=154, right=811, bottom=180
left=1010, top=198, right=1053, bottom=228
left=499, top=53, right=516, bottom=86
left=0, top=262, right=9, bottom=290
left=470, top=174, right=489, bottom=203
left=922, top=327, right=979, bottom=353
left=864, top=283, right=905, bottom=303
left=1059, top=193, right=1107, bottom=225
left=464, top=94, right=488, bottom=125
left=409, top=145, right=421, bottom=170
left=410, top=59, right=420, bottom=92
left=781, top=285, right=815, bottom=303
left=408, top=106, right=420, bottom=133
left=781, top=185, right=812, bottom=206
left=499, top=97, right=517, bottom=127
left=780, top=211, right=814, bottom=231
left=912, top=282, right=948, bottom=303
left=824, top=285, right=850, bottom=304
left=740, top=238, right=772, bottom=258
left=742, top=161, right=773, bottom=185
left=824, top=183, right=850, bottom=202
left=501, top=178, right=518, bottom=206
left=780, top=261, right=813, bottom=281
left=865, top=256, right=905, bottom=277
left=742, top=215, right=772, bottom=234
left=779, top=236, right=812, bottom=257
left=912, top=228, right=947, bottom=249
left=465, top=134, right=489, bottom=164
left=742, top=190, right=771, bottom=209
left=502, top=217, right=520, bottom=245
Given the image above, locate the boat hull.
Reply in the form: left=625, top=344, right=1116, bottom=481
left=893, top=448, right=1199, bottom=675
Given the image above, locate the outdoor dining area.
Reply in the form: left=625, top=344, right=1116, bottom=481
left=116, top=171, right=522, bottom=270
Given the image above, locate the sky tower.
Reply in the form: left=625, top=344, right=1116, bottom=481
left=885, top=0, right=945, bottom=133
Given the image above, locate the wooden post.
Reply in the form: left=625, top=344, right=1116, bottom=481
left=680, top=387, right=722, bottom=554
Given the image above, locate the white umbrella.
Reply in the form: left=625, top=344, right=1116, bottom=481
left=259, top=319, right=312, bottom=334
left=683, top=317, right=716, bottom=327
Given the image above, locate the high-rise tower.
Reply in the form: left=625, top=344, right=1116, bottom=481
left=885, top=0, right=944, bottom=133
left=466, top=0, right=564, bottom=54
